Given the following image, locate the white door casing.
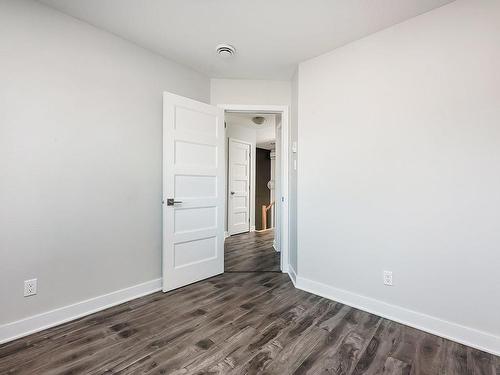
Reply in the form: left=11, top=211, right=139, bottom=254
left=228, top=139, right=251, bottom=235
left=220, top=104, right=289, bottom=273
left=162, top=92, right=224, bottom=292
left=274, top=121, right=282, bottom=252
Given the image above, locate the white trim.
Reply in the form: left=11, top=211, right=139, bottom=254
left=250, top=226, right=256, bottom=232
left=224, top=231, right=230, bottom=239
left=296, top=276, right=500, bottom=357
left=255, top=228, right=274, bottom=233
left=280, top=108, right=290, bottom=273
left=273, top=239, right=279, bottom=252
left=222, top=104, right=289, bottom=114
left=0, top=278, right=161, bottom=345
left=288, top=265, right=297, bottom=287
left=219, top=104, right=290, bottom=276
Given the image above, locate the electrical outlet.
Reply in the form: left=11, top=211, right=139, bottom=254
left=24, top=279, right=37, bottom=297
left=383, top=271, right=393, bottom=286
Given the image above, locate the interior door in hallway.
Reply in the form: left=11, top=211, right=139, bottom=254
left=162, top=92, right=224, bottom=292
left=228, top=139, right=251, bottom=235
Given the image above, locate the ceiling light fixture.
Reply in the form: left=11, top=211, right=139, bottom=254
left=216, top=43, right=236, bottom=58
left=252, top=116, right=265, bottom=125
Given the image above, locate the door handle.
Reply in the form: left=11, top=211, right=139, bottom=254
left=230, top=191, right=235, bottom=195
left=166, top=198, right=183, bottom=206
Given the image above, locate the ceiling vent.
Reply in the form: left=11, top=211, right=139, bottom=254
left=252, top=116, right=266, bottom=125
left=216, top=44, right=236, bottom=58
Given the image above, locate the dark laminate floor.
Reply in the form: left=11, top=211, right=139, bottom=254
left=225, top=230, right=280, bottom=272
left=1, top=272, right=498, bottom=374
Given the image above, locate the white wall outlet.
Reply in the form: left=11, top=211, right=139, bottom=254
left=383, top=271, right=393, bottom=286
left=24, top=279, right=37, bottom=297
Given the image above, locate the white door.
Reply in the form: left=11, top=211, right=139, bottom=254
left=228, top=139, right=251, bottom=235
left=163, top=92, right=224, bottom=292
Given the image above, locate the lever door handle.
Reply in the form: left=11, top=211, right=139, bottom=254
left=230, top=191, right=235, bottom=195
left=166, top=198, right=183, bottom=206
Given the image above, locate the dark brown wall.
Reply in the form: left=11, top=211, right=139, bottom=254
left=255, top=148, right=271, bottom=230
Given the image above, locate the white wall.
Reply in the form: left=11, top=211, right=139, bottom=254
left=297, top=0, right=500, bottom=354
left=210, top=79, right=291, bottom=106
left=256, top=124, right=276, bottom=146
left=0, top=0, right=209, bottom=329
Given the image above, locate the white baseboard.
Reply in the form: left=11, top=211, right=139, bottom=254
left=250, top=226, right=256, bottom=232
left=255, top=228, right=273, bottom=233
left=287, top=265, right=297, bottom=287
left=224, top=231, right=229, bottom=239
left=273, top=240, right=280, bottom=252
left=0, top=278, right=162, bottom=345
left=296, top=276, right=500, bottom=357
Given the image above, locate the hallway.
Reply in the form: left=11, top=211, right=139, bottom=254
left=224, top=230, right=280, bottom=272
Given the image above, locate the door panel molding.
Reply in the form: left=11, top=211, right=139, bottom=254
left=228, top=138, right=252, bottom=235
left=163, top=92, right=224, bottom=292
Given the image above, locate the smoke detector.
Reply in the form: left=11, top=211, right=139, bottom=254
left=252, top=116, right=265, bottom=125
left=216, top=44, right=236, bottom=58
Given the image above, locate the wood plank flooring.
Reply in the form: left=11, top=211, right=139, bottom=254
left=225, top=230, right=280, bottom=272
left=1, top=232, right=498, bottom=374
left=1, top=272, right=498, bottom=374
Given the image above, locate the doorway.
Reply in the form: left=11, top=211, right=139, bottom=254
left=222, top=105, right=289, bottom=273
left=162, top=94, right=289, bottom=292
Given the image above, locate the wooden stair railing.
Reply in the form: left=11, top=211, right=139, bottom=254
left=261, top=201, right=275, bottom=230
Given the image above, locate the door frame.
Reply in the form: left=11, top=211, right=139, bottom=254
left=227, top=137, right=253, bottom=236
left=219, top=104, right=290, bottom=273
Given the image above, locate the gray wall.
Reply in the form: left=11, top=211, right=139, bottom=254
left=0, top=0, right=209, bottom=325
left=297, top=0, right=500, bottom=350
left=210, top=79, right=291, bottom=106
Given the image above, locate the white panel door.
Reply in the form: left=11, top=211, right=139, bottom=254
left=228, top=139, right=251, bottom=235
left=163, top=92, right=224, bottom=292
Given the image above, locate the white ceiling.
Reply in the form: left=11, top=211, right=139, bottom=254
left=38, top=0, right=454, bottom=80
left=226, top=113, right=276, bottom=149
left=225, top=113, right=275, bottom=130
